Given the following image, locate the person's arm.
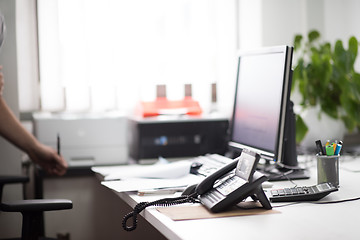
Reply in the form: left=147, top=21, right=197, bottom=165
left=0, top=97, right=68, bottom=176
left=0, top=66, right=3, bottom=95
left=0, top=68, right=67, bottom=176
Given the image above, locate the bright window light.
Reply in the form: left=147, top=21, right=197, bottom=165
left=37, top=0, right=237, bottom=115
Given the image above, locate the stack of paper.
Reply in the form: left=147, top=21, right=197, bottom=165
left=92, top=160, right=203, bottom=192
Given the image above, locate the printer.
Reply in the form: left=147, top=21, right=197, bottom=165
left=33, top=112, right=128, bottom=166
left=129, top=115, right=229, bottom=161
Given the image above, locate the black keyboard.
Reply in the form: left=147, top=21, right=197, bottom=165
left=269, top=182, right=338, bottom=202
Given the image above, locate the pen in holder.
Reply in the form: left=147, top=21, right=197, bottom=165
left=316, top=154, right=339, bottom=187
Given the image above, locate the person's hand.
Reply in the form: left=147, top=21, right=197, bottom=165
left=0, top=65, right=4, bottom=96
left=28, top=142, right=68, bottom=176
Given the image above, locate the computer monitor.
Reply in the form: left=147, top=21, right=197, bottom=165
left=228, top=45, right=309, bottom=180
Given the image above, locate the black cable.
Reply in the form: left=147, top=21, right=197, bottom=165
left=313, top=196, right=360, bottom=204
left=266, top=169, right=298, bottom=187
left=122, top=193, right=200, bottom=231
left=272, top=196, right=360, bottom=208
left=272, top=202, right=301, bottom=208
left=281, top=170, right=298, bottom=187
left=275, top=162, right=306, bottom=171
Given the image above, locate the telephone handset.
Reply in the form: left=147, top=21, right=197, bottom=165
left=122, top=149, right=272, bottom=232
left=195, top=149, right=272, bottom=212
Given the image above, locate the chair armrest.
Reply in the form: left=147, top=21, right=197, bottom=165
left=0, top=175, right=29, bottom=185
left=1, top=199, right=73, bottom=212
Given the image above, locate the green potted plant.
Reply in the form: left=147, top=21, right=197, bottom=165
left=292, top=30, right=360, bottom=144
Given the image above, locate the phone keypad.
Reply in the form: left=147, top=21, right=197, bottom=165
left=217, top=175, right=247, bottom=196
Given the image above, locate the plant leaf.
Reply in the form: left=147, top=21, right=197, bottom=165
left=308, top=30, right=320, bottom=43
left=334, top=40, right=348, bottom=73
left=340, top=93, right=360, bottom=126
left=295, top=115, right=308, bottom=144
left=292, top=31, right=360, bottom=133
left=341, top=115, right=356, bottom=132
left=294, top=35, right=303, bottom=51
left=348, top=36, right=358, bottom=66
left=353, top=72, right=360, bottom=101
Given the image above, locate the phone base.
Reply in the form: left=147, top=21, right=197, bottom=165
left=200, top=171, right=272, bottom=212
left=250, top=185, right=272, bottom=210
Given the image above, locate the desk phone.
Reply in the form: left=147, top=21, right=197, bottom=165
left=195, top=149, right=272, bottom=212
left=122, top=149, right=272, bottom=231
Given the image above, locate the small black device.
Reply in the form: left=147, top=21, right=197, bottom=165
left=268, top=182, right=338, bottom=202
left=189, top=154, right=234, bottom=176
left=315, top=140, right=326, bottom=155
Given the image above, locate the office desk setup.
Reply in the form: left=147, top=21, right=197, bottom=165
left=95, top=155, right=360, bottom=240
left=33, top=46, right=360, bottom=239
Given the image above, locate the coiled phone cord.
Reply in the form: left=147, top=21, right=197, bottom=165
left=122, top=193, right=200, bottom=231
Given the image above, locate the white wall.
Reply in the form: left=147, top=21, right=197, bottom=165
left=253, top=0, right=360, bottom=72
left=261, top=0, right=306, bottom=47
left=16, top=0, right=39, bottom=111
left=323, top=0, right=360, bottom=42
left=0, top=0, right=23, bottom=237
left=323, top=0, right=360, bottom=70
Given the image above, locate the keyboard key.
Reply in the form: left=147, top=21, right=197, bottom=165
left=271, top=190, right=279, bottom=196
left=291, top=188, right=298, bottom=195
left=284, top=188, right=292, bottom=195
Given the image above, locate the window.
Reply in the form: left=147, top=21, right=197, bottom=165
left=37, top=0, right=237, bottom=114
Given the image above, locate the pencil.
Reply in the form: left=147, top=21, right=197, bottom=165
left=57, top=133, right=61, bottom=155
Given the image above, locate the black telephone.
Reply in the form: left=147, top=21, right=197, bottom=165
left=194, top=149, right=272, bottom=212
left=122, top=149, right=272, bottom=231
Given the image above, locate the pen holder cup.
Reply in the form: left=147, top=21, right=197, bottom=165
left=316, top=154, right=339, bottom=187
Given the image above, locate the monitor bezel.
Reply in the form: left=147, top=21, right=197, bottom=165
left=228, top=45, right=293, bottom=163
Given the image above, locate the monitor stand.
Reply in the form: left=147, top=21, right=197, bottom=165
left=257, top=162, right=310, bottom=181
left=258, top=101, right=310, bottom=181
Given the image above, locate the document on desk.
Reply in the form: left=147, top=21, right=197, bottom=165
left=101, top=174, right=203, bottom=193
left=93, top=159, right=202, bottom=192
left=92, top=160, right=193, bottom=181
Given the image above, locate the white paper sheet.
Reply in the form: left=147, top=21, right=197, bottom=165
left=92, top=160, right=193, bottom=181
left=101, top=174, right=203, bottom=192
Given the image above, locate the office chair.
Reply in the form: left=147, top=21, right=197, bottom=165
left=0, top=175, right=73, bottom=240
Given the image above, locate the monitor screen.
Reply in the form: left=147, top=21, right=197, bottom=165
left=228, top=46, right=293, bottom=163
